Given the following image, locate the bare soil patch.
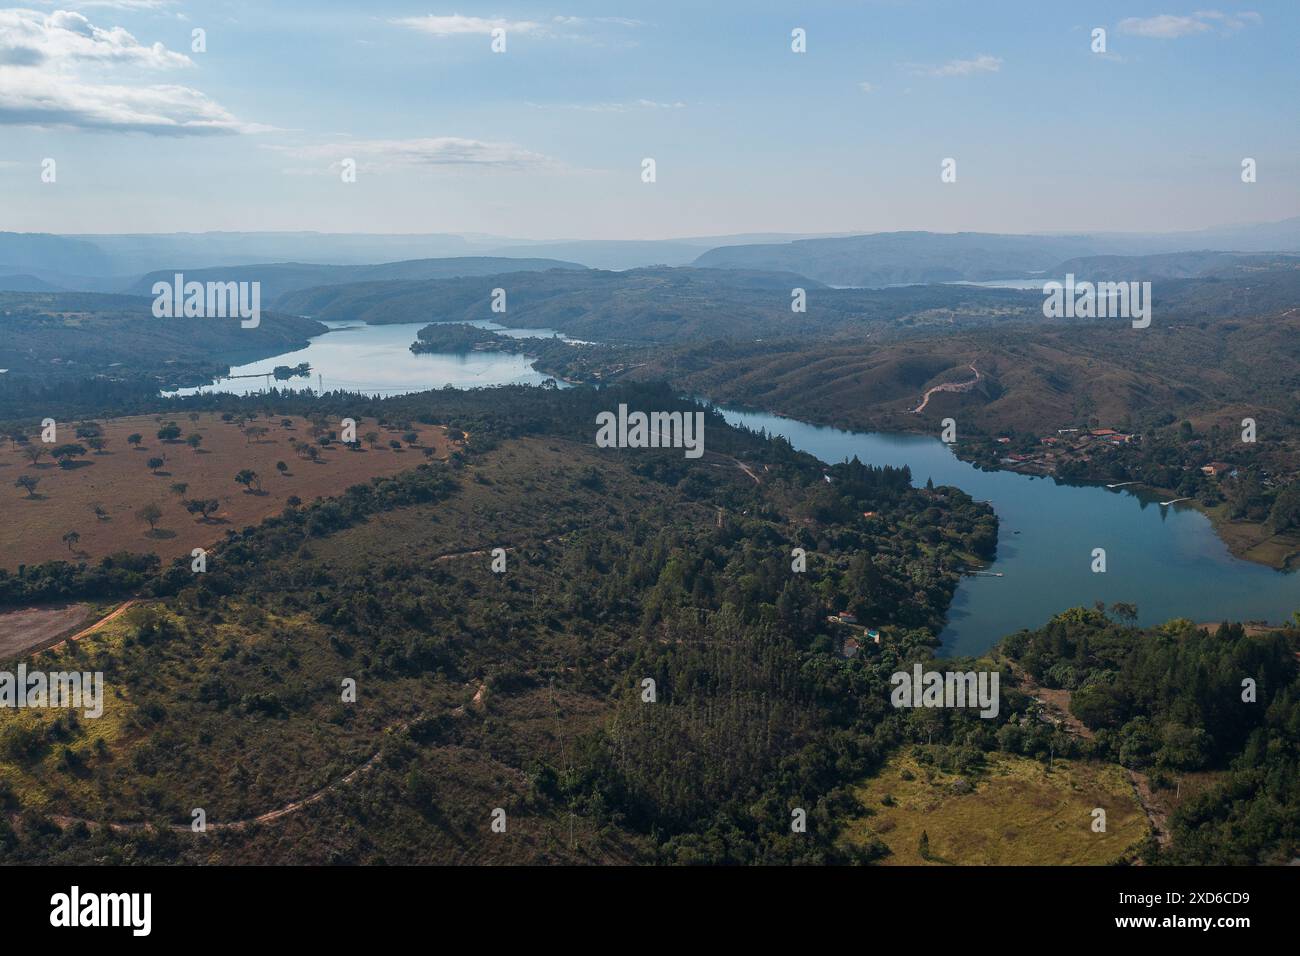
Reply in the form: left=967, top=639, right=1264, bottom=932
left=0, top=603, right=92, bottom=659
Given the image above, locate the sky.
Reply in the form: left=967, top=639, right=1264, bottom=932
left=0, top=1, right=1296, bottom=238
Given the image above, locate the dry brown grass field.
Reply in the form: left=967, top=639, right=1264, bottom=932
left=1, top=412, right=453, bottom=569
left=841, top=751, right=1149, bottom=865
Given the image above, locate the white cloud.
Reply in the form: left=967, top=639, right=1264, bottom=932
left=0, top=74, right=266, bottom=135
left=551, top=16, right=643, bottom=27
left=1118, top=11, right=1261, bottom=38
left=858, top=82, right=876, bottom=93
left=529, top=99, right=684, bottom=112
left=0, top=8, right=260, bottom=134
left=0, top=8, right=190, bottom=68
left=39, top=1, right=178, bottom=10
left=266, top=136, right=558, bottom=174
left=392, top=13, right=642, bottom=40
left=390, top=15, right=544, bottom=37
left=913, top=54, right=1002, bottom=77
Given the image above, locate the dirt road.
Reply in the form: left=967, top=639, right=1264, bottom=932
left=912, top=364, right=981, bottom=414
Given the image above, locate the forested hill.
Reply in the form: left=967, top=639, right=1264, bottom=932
left=639, top=265, right=1300, bottom=436
left=998, top=608, right=1300, bottom=864
left=0, top=292, right=325, bottom=387
left=0, top=381, right=1000, bottom=864
left=126, top=256, right=587, bottom=306
left=277, top=267, right=1040, bottom=343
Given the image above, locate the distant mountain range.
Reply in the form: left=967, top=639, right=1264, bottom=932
left=124, top=257, right=586, bottom=307
left=0, top=231, right=823, bottom=290
left=692, top=220, right=1300, bottom=287
left=1, top=218, right=1297, bottom=294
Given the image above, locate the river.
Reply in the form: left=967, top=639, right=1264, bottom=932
left=714, top=407, right=1300, bottom=655
left=174, top=320, right=1300, bottom=655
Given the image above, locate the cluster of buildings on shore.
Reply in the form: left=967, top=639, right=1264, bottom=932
left=992, top=426, right=1140, bottom=473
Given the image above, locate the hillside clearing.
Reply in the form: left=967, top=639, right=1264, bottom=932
left=841, top=750, right=1148, bottom=865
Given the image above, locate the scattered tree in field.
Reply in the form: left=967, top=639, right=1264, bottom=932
left=91, top=503, right=108, bottom=520
left=188, top=413, right=201, bottom=426
left=136, top=502, right=163, bottom=533
left=15, top=475, right=39, bottom=497
left=51, top=443, right=87, bottom=468
left=87, top=436, right=107, bottom=454
left=245, top=425, right=269, bottom=444
left=75, top=423, right=101, bottom=440
left=276, top=461, right=288, bottom=476
left=286, top=495, right=302, bottom=507
left=147, top=457, right=165, bottom=474
left=235, top=469, right=261, bottom=493
left=62, top=530, right=80, bottom=551
left=403, top=431, right=419, bottom=447
left=170, top=482, right=189, bottom=497
left=185, top=498, right=220, bottom=522
left=23, top=446, right=46, bottom=466
left=919, top=830, right=931, bottom=860
left=127, top=433, right=143, bottom=448
left=186, top=433, right=203, bottom=452
left=389, top=440, right=402, bottom=451
left=157, top=423, right=182, bottom=441
left=364, top=431, right=380, bottom=449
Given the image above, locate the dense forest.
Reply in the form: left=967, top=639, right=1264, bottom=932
left=1000, top=608, right=1300, bottom=864
left=0, top=381, right=1007, bottom=863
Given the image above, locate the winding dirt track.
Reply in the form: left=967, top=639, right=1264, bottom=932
left=46, top=599, right=138, bottom=653
left=911, top=363, right=981, bottom=414
left=26, top=542, right=537, bottom=836
left=45, top=729, right=400, bottom=834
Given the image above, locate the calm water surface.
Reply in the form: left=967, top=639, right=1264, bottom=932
left=715, top=406, right=1300, bottom=655
left=169, top=321, right=564, bottom=397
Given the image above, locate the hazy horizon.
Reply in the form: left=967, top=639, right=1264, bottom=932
left=29, top=215, right=1299, bottom=243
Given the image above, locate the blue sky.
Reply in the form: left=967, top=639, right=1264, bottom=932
left=1, top=1, right=1296, bottom=237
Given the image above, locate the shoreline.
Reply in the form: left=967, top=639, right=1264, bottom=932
left=697, top=392, right=1300, bottom=573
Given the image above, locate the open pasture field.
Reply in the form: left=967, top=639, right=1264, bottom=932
left=1, top=412, right=452, bottom=569
left=841, top=750, right=1148, bottom=865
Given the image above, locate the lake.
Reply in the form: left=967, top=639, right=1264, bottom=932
left=713, top=406, right=1300, bottom=655
left=173, top=320, right=1300, bottom=655
left=169, top=320, right=567, bottom=398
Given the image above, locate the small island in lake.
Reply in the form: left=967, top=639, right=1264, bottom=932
left=272, top=361, right=312, bottom=380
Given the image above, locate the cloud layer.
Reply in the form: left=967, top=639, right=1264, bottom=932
left=912, top=54, right=1003, bottom=77
left=0, top=8, right=258, bottom=134
left=267, top=136, right=557, bottom=174
left=1117, top=10, right=1262, bottom=39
